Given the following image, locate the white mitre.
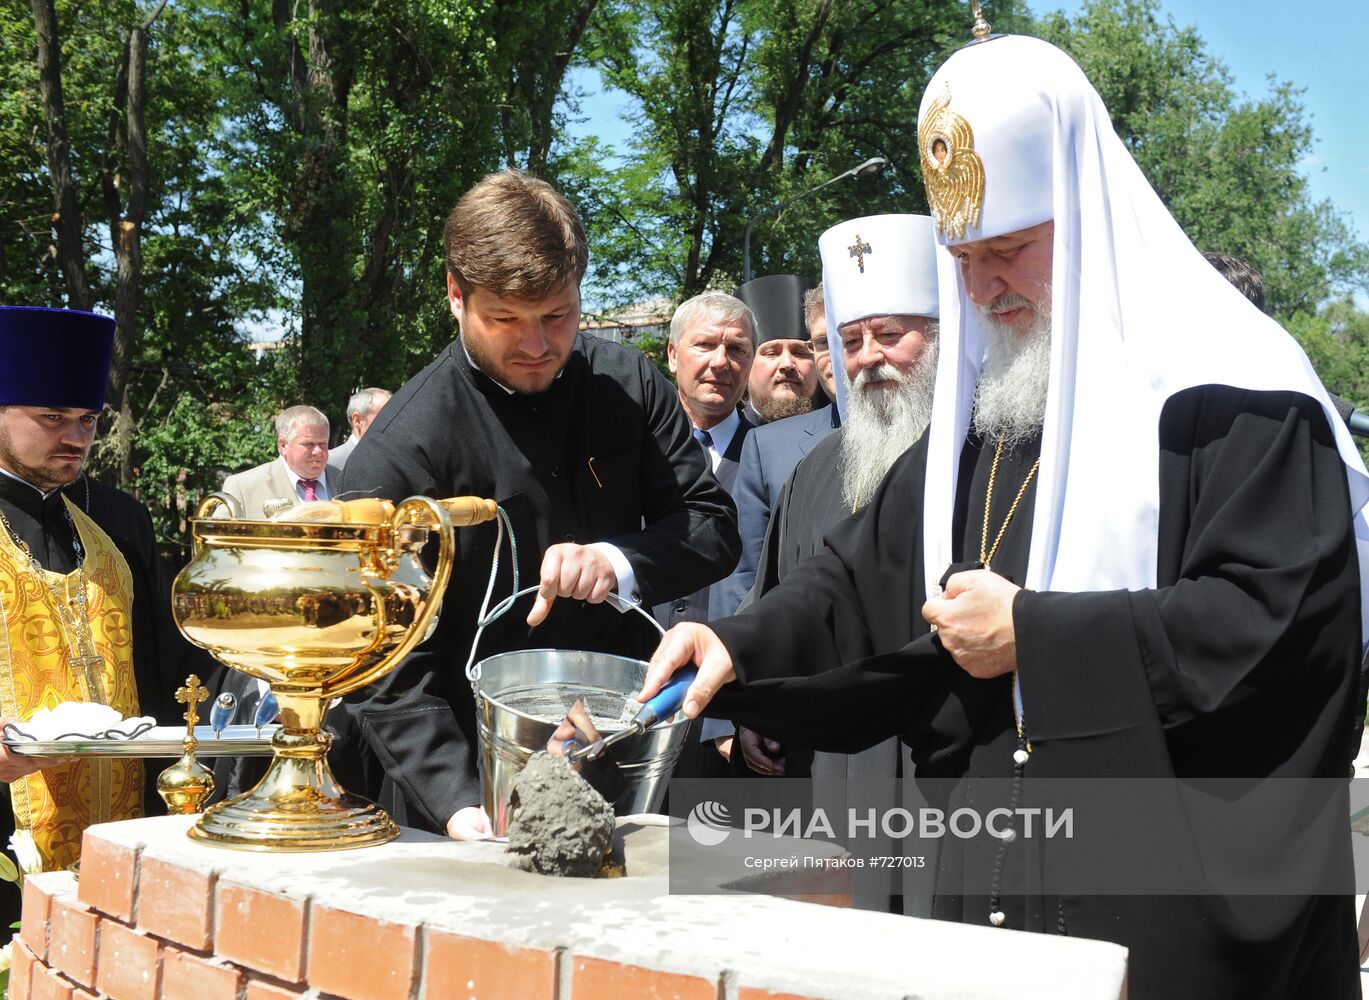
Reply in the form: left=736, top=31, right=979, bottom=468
left=817, top=214, right=941, bottom=420
left=915, top=34, right=1369, bottom=634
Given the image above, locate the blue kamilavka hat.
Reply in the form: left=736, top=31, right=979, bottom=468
left=0, top=306, right=116, bottom=410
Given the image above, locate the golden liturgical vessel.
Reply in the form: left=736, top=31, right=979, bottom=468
left=171, top=493, right=497, bottom=850
left=156, top=674, right=216, bottom=814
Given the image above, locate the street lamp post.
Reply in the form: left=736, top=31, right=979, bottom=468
left=742, top=156, right=888, bottom=284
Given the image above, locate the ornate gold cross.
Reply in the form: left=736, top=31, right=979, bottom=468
left=176, top=674, right=210, bottom=730
left=971, top=1, right=992, bottom=40
left=848, top=235, right=872, bottom=273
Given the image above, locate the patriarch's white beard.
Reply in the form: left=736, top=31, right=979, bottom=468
left=972, top=295, right=1051, bottom=446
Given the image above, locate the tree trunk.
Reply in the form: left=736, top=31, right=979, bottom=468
left=31, top=0, right=91, bottom=310
left=105, top=20, right=153, bottom=488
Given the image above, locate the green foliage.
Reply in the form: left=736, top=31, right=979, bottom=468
left=1286, top=299, right=1369, bottom=463
left=631, top=332, right=673, bottom=380
left=573, top=0, right=1031, bottom=306
left=4, top=0, right=1366, bottom=558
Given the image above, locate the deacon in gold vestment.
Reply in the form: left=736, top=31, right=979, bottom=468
left=0, top=306, right=192, bottom=927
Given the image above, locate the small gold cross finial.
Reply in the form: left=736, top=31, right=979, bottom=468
left=175, top=674, right=210, bottom=730
left=971, top=1, right=991, bottom=40
left=848, top=235, right=872, bottom=273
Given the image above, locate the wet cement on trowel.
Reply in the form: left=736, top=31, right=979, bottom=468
left=506, top=751, right=615, bottom=877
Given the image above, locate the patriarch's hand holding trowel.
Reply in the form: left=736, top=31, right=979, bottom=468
left=638, top=622, right=736, bottom=718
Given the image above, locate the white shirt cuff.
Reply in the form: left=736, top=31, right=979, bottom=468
left=587, top=542, right=639, bottom=604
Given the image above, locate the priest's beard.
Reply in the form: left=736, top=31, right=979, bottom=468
left=0, top=417, right=88, bottom=492
left=972, top=294, right=1051, bottom=447
left=752, top=393, right=814, bottom=424
left=840, top=338, right=939, bottom=510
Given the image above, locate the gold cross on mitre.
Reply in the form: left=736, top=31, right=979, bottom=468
left=970, top=1, right=992, bottom=40
left=176, top=674, right=210, bottom=730
left=848, top=235, right=872, bottom=273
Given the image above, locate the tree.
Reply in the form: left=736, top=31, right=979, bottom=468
left=28, top=0, right=180, bottom=487
left=573, top=0, right=1030, bottom=307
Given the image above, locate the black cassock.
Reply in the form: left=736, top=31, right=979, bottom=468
left=338, top=334, right=739, bottom=832
left=708, top=385, right=1361, bottom=999
left=746, top=427, right=930, bottom=915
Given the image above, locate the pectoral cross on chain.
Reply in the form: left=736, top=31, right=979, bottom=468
left=848, top=235, right=872, bottom=273
left=176, top=675, right=210, bottom=730
left=70, top=650, right=109, bottom=706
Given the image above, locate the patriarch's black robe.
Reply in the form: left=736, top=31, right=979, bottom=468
left=339, top=334, right=739, bottom=832
left=744, top=426, right=929, bottom=914
left=707, top=385, right=1361, bottom=999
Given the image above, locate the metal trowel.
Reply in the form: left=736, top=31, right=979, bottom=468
left=552, top=667, right=698, bottom=807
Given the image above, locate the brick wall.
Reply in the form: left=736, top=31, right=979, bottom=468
left=9, top=815, right=1128, bottom=1000
left=13, top=866, right=804, bottom=1000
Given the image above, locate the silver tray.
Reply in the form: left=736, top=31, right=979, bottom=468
left=3, top=724, right=279, bottom=758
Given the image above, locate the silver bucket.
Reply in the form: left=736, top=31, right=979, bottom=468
left=474, top=647, right=690, bottom=836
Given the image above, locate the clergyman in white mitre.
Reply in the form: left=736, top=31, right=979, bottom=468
left=819, top=213, right=941, bottom=511
left=641, top=22, right=1369, bottom=1000
left=910, top=29, right=1369, bottom=1000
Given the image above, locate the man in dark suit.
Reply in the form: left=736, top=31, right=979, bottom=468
left=714, top=284, right=839, bottom=618
left=654, top=291, right=758, bottom=779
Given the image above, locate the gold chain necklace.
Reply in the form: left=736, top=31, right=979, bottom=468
left=979, top=438, right=1040, bottom=571
left=978, top=437, right=1038, bottom=752
left=0, top=503, right=109, bottom=705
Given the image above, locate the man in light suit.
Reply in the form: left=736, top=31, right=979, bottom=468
left=221, top=404, right=341, bottom=518
left=713, top=284, right=840, bottom=618
left=328, top=387, right=391, bottom=471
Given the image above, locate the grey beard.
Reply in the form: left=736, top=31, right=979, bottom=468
left=972, top=306, right=1051, bottom=446
left=840, top=338, right=939, bottom=510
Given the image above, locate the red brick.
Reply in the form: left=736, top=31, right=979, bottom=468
left=306, top=906, right=415, bottom=1000
left=9, top=936, right=36, bottom=1000
left=47, top=897, right=97, bottom=989
left=423, top=931, right=555, bottom=1000
left=570, top=956, right=717, bottom=1000
left=161, top=945, right=243, bottom=1000
left=739, top=989, right=832, bottom=1000
left=215, top=883, right=306, bottom=983
left=20, top=874, right=56, bottom=959
left=245, top=982, right=307, bottom=999
left=94, top=920, right=160, bottom=1000
left=788, top=892, right=851, bottom=909
left=75, top=834, right=136, bottom=922
left=135, top=856, right=213, bottom=951
left=29, top=962, right=75, bottom=1000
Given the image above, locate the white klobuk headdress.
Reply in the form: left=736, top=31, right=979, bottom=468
left=818, top=214, right=942, bottom=421
left=917, top=34, right=1369, bottom=634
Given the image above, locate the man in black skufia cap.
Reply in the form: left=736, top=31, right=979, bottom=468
left=735, top=274, right=823, bottom=425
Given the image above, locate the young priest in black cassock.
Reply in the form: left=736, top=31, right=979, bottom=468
left=340, top=171, right=738, bottom=840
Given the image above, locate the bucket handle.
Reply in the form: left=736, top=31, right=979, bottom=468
left=465, top=585, right=664, bottom=685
